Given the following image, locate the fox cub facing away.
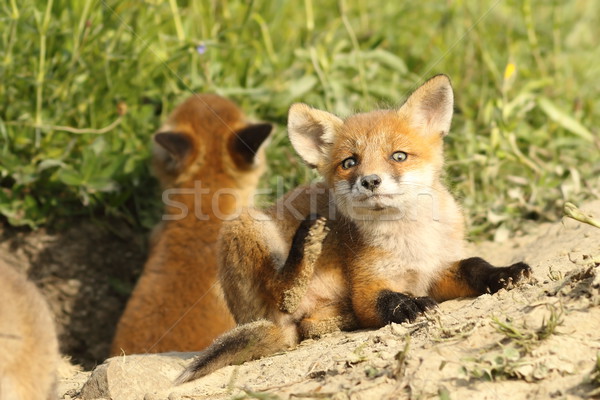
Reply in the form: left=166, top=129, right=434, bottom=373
left=0, top=260, right=59, bottom=400
left=111, top=94, right=272, bottom=355
left=177, top=75, right=531, bottom=383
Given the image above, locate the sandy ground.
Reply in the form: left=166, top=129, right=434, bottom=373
left=46, top=200, right=600, bottom=400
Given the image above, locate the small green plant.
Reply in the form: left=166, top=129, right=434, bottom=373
left=547, top=266, right=563, bottom=282
left=492, top=304, right=563, bottom=352
left=364, top=365, right=384, bottom=379
left=463, top=305, right=563, bottom=382
left=461, top=345, right=526, bottom=381
left=438, top=386, right=452, bottom=400
left=345, top=342, right=368, bottom=364
left=393, top=334, right=411, bottom=379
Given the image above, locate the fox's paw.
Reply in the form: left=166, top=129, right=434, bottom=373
left=303, top=214, right=329, bottom=264
left=486, top=262, right=532, bottom=293
left=376, top=290, right=437, bottom=324
left=279, top=214, right=329, bottom=313
left=284, top=214, right=329, bottom=273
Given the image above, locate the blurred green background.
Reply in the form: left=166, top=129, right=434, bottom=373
left=1, top=0, right=598, bottom=238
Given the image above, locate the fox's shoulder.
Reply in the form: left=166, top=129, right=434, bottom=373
left=0, top=261, right=55, bottom=326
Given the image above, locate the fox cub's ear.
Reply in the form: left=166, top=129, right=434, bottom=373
left=153, top=131, right=198, bottom=180
left=399, top=74, right=454, bottom=137
left=230, top=123, right=273, bottom=167
left=154, top=132, right=194, bottom=166
left=288, top=104, right=343, bottom=168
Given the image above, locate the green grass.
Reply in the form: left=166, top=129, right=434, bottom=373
left=1, top=0, right=599, bottom=235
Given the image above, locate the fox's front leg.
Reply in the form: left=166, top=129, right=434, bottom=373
left=268, top=214, right=329, bottom=313
left=352, top=276, right=437, bottom=329
left=429, top=257, right=532, bottom=302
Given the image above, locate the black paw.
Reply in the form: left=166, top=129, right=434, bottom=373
left=282, top=214, right=326, bottom=272
left=486, top=262, right=532, bottom=293
left=376, top=290, right=437, bottom=324
left=295, top=213, right=323, bottom=244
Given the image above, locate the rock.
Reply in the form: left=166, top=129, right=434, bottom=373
left=79, top=353, right=194, bottom=400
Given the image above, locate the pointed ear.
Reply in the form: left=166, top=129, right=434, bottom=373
left=230, top=123, right=273, bottom=165
left=399, top=74, right=454, bottom=137
left=154, top=132, right=194, bottom=162
left=288, top=103, right=343, bottom=168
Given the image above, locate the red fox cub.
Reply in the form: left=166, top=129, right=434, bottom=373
left=0, top=260, right=59, bottom=400
left=111, top=94, right=272, bottom=355
left=177, top=75, right=531, bottom=383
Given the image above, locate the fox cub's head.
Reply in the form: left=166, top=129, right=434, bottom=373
left=288, top=75, right=453, bottom=219
left=153, top=94, right=272, bottom=188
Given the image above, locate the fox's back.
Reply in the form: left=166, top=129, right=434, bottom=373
left=0, top=261, right=58, bottom=400
left=112, top=94, right=272, bottom=355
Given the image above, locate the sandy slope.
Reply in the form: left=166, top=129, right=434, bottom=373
left=57, top=200, right=600, bottom=399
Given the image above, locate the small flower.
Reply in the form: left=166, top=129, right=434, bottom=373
left=504, top=62, right=516, bottom=81
left=196, top=43, right=206, bottom=55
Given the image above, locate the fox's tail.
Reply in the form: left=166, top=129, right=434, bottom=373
left=175, top=319, right=298, bottom=384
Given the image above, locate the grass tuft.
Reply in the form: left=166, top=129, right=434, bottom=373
left=462, top=304, right=564, bottom=382
left=492, top=304, right=563, bottom=353
left=0, top=1, right=599, bottom=234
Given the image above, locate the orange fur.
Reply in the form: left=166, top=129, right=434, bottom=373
left=350, top=279, right=391, bottom=328
left=429, top=262, right=479, bottom=302
left=111, top=95, right=272, bottom=355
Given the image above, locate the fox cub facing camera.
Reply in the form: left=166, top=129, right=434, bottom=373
left=177, top=75, right=531, bottom=383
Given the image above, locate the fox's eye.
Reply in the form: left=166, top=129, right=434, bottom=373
left=341, top=157, right=357, bottom=169
left=391, top=151, right=408, bottom=162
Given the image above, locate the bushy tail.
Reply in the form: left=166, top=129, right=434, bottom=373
left=175, top=320, right=297, bottom=384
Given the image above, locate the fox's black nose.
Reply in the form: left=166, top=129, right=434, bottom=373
left=361, top=174, right=381, bottom=191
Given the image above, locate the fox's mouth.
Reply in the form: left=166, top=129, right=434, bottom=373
left=354, top=193, right=394, bottom=202
left=352, top=194, right=396, bottom=211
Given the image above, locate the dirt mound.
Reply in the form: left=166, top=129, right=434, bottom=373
left=50, top=200, right=600, bottom=399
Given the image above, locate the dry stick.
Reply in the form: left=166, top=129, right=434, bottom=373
left=7, top=117, right=123, bottom=135
left=43, top=117, right=123, bottom=135
left=253, top=377, right=311, bottom=393
left=290, top=393, right=337, bottom=399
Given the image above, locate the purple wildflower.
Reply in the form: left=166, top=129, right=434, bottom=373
left=196, top=44, right=206, bottom=55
